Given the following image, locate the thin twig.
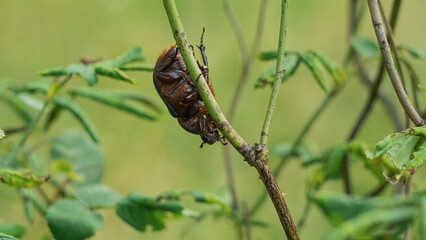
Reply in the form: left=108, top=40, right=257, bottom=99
left=222, top=0, right=268, bottom=213
left=378, top=0, right=410, bottom=130
left=343, top=0, right=406, bottom=194
left=259, top=0, right=288, bottom=145
left=242, top=201, right=252, bottom=240
left=227, top=0, right=268, bottom=120
left=250, top=88, right=338, bottom=215
left=354, top=57, right=404, bottom=130
left=367, top=0, right=424, bottom=126
left=366, top=181, right=388, bottom=197
left=3, top=126, right=27, bottom=135
left=36, top=186, right=52, bottom=205
left=4, top=75, right=72, bottom=165
left=223, top=0, right=248, bottom=62
left=162, top=1, right=298, bottom=238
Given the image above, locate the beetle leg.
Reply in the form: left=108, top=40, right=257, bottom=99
left=156, top=47, right=179, bottom=73
left=165, top=74, right=187, bottom=98
left=196, top=28, right=209, bottom=83
left=197, top=27, right=209, bottom=67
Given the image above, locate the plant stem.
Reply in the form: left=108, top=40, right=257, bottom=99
left=162, top=0, right=298, bottom=238
left=223, top=0, right=248, bottom=62
left=3, top=126, right=27, bottom=135
left=242, top=201, right=252, bottom=240
left=259, top=0, right=288, bottom=145
left=5, top=102, right=49, bottom=165
left=250, top=88, right=338, bottom=215
left=4, top=75, right=72, bottom=166
left=343, top=0, right=405, bottom=194
left=223, top=0, right=268, bottom=212
left=367, top=0, right=424, bottom=126
left=227, top=0, right=268, bottom=120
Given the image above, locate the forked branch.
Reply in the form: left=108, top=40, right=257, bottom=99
left=162, top=0, right=298, bottom=238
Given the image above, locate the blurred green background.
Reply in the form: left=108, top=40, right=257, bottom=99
left=1, top=0, right=425, bottom=239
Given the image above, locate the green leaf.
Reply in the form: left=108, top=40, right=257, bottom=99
left=0, top=233, right=19, bottom=240
left=23, top=195, right=35, bottom=223
left=19, top=189, right=48, bottom=217
left=47, top=199, right=103, bottom=240
left=75, top=184, right=122, bottom=208
left=119, top=64, right=155, bottom=72
left=323, top=207, right=414, bottom=240
left=52, top=96, right=100, bottom=143
left=418, top=198, right=426, bottom=240
left=299, top=53, right=330, bottom=93
left=116, top=192, right=183, bottom=232
left=0, top=169, right=50, bottom=188
left=50, top=131, right=104, bottom=184
left=0, top=90, right=33, bottom=123
left=43, top=105, right=63, bottom=131
left=312, top=192, right=421, bottom=226
left=308, top=50, right=345, bottom=86
left=0, top=129, right=5, bottom=140
left=16, top=93, right=43, bottom=111
left=40, top=47, right=144, bottom=85
left=108, top=46, right=145, bottom=66
left=0, top=223, right=26, bottom=238
left=255, top=55, right=301, bottom=89
left=40, top=64, right=98, bottom=86
left=258, top=51, right=278, bottom=61
left=50, top=159, right=84, bottom=181
left=69, top=87, right=157, bottom=120
left=400, top=45, right=424, bottom=60
left=274, top=142, right=315, bottom=162
left=94, top=65, right=136, bottom=84
left=93, top=90, right=161, bottom=114
left=350, top=37, right=380, bottom=57
left=157, top=189, right=231, bottom=212
left=368, top=126, right=426, bottom=180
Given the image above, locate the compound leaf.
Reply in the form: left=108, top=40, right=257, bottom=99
left=47, top=199, right=103, bottom=240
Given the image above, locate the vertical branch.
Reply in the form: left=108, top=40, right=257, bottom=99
left=260, top=0, right=288, bottom=145
left=242, top=201, right=252, bottom=240
left=223, top=0, right=248, bottom=62
left=250, top=88, right=338, bottom=215
left=343, top=0, right=408, bottom=194
left=222, top=0, right=268, bottom=212
left=367, top=0, right=424, bottom=126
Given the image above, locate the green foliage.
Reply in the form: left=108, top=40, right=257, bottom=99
left=0, top=169, right=50, bottom=188
left=312, top=192, right=425, bottom=239
left=47, top=199, right=103, bottom=240
left=116, top=192, right=183, bottom=232
left=52, top=96, right=100, bottom=143
left=0, top=90, right=34, bottom=123
left=68, top=87, right=159, bottom=120
left=0, top=233, right=19, bottom=240
left=399, top=45, right=424, bottom=60
left=256, top=50, right=345, bottom=93
left=367, top=126, right=426, bottom=181
left=157, top=189, right=231, bottom=212
left=50, top=159, right=83, bottom=181
left=75, top=184, right=122, bottom=209
left=0, top=129, right=4, bottom=140
left=350, top=37, right=380, bottom=57
left=50, top=131, right=104, bottom=184
left=0, top=223, right=26, bottom=238
left=40, top=47, right=145, bottom=85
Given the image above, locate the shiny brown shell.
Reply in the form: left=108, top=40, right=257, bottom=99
left=153, top=45, right=223, bottom=146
